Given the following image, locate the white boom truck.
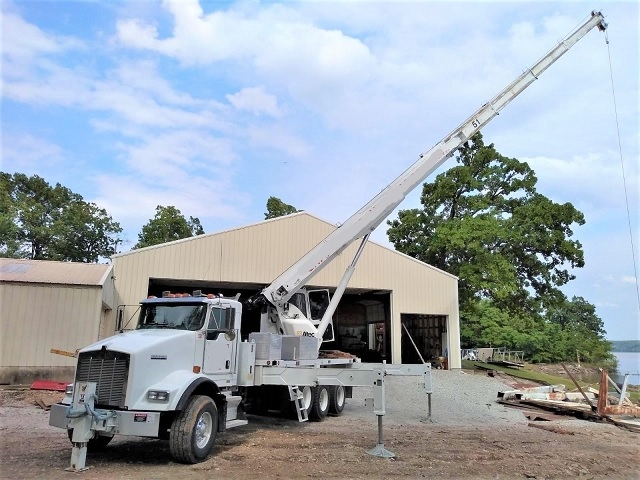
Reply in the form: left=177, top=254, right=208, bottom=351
left=49, top=11, right=607, bottom=472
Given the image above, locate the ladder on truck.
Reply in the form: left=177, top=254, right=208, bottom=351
left=288, top=386, right=309, bottom=422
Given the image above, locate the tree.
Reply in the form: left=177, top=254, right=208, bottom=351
left=387, top=133, right=585, bottom=317
left=0, top=172, right=122, bottom=262
left=264, top=196, right=300, bottom=219
left=134, top=205, right=204, bottom=249
left=547, top=295, right=606, bottom=337
left=544, top=296, right=613, bottom=365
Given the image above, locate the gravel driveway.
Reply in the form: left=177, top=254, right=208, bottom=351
left=347, top=369, right=528, bottom=426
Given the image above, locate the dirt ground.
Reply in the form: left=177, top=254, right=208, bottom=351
left=0, top=388, right=638, bottom=480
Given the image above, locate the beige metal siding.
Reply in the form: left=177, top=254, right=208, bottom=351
left=0, top=282, right=103, bottom=382
left=0, top=258, right=111, bottom=286
left=111, top=213, right=460, bottom=366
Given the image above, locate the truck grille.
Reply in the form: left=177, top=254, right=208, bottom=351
left=75, top=350, right=130, bottom=408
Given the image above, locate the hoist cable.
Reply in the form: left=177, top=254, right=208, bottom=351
left=604, top=30, right=640, bottom=312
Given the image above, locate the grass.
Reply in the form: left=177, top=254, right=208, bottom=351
left=461, top=360, right=584, bottom=387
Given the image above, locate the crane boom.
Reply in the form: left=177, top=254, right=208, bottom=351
left=253, top=11, right=607, bottom=343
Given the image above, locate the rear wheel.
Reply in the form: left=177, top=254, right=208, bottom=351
left=308, top=385, right=330, bottom=421
left=329, top=385, right=345, bottom=415
left=170, top=395, right=218, bottom=464
left=66, top=429, right=113, bottom=449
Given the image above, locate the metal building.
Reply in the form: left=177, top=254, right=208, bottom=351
left=111, top=213, right=461, bottom=367
left=0, top=258, right=114, bottom=384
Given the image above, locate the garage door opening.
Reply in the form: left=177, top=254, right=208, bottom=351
left=334, top=293, right=391, bottom=362
left=401, top=314, right=448, bottom=366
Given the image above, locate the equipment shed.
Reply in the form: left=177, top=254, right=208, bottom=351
left=0, top=258, right=114, bottom=384
left=111, top=213, right=460, bottom=367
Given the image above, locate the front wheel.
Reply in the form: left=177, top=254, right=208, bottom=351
left=170, top=395, right=218, bottom=464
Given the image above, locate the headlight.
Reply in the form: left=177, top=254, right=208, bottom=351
left=147, top=390, right=170, bottom=402
left=62, top=384, right=74, bottom=404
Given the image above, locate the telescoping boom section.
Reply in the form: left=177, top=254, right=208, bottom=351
left=255, top=11, right=607, bottom=345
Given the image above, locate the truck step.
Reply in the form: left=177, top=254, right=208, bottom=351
left=226, top=419, right=249, bottom=429
left=288, top=386, right=309, bottom=422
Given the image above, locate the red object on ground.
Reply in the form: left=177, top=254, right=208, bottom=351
left=30, top=380, right=68, bottom=391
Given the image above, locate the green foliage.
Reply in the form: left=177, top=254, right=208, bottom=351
left=264, top=196, right=299, bottom=219
left=547, top=295, right=605, bottom=336
left=134, top=205, right=204, bottom=249
left=0, top=172, right=122, bottom=262
left=460, top=297, right=616, bottom=367
left=387, top=133, right=584, bottom=316
left=460, top=300, right=532, bottom=349
left=387, top=133, right=613, bottom=365
left=543, top=296, right=614, bottom=366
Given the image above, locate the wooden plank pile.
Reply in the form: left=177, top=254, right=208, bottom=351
left=497, top=368, right=640, bottom=431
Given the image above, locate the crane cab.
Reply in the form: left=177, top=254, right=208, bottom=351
left=259, top=288, right=335, bottom=342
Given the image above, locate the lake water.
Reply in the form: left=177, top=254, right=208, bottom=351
left=612, top=351, right=640, bottom=385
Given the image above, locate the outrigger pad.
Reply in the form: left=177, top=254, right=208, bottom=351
left=366, top=443, right=395, bottom=458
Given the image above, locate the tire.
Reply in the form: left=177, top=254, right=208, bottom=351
left=329, top=385, right=345, bottom=415
left=308, top=385, right=330, bottom=421
left=169, top=395, right=218, bottom=464
left=67, top=429, right=113, bottom=449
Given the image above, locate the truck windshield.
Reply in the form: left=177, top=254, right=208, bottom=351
left=137, top=304, right=206, bottom=331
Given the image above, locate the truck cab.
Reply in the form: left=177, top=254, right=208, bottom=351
left=50, top=292, right=247, bottom=466
left=138, top=292, right=241, bottom=380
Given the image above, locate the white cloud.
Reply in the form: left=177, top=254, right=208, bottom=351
left=1, top=133, right=64, bottom=172
left=91, top=171, right=250, bottom=249
left=246, top=124, right=309, bottom=158
left=115, top=1, right=377, bottom=127
left=523, top=153, right=638, bottom=216
left=0, top=9, right=83, bottom=61
left=621, top=276, right=638, bottom=284
left=3, top=41, right=230, bottom=130
left=595, top=301, right=619, bottom=309
left=116, top=129, right=235, bottom=176
left=226, top=87, right=281, bottom=117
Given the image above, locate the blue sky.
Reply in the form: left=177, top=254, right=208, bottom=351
left=2, top=1, right=638, bottom=341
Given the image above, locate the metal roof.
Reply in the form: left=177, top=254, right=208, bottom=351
left=0, top=258, right=112, bottom=286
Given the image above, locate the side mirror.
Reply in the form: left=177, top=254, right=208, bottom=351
left=224, top=330, right=236, bottom=341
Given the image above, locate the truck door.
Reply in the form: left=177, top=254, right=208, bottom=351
left=202, top=306, right=237, bottom=374
left=308, top=289, right=335, bottom=342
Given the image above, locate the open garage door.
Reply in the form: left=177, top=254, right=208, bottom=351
left=401, top=314, right=448, bottom=367
left=334, top=293, right=391, bottom=362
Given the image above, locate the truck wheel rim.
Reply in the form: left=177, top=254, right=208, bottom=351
left=195, top=412, right=213, bottom=449
left=319, top=389, right=329, bottom=411
left=303, top=386, right=312, bottom=410
left=336, top=386, right=345, bottom=407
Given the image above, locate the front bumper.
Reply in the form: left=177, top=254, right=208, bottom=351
left=49, top=403, right=161, bottom=437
